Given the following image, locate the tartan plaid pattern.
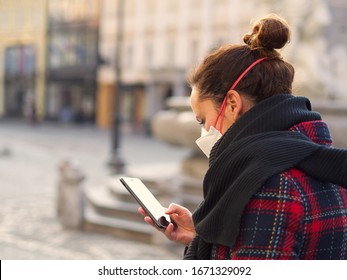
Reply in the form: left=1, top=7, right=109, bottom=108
left=211, top=120, right=347, bottom=260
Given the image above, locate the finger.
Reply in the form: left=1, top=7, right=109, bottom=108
left=144, top=216, right=155, bottom=226
left=165, top=203, right=190, bottom=215
left=169, top=219, right=178, bottom=230
left=163, top=223, right=174, bottom=237
left=165, top=222, right=175, bottom=233
left=138, top=207, right=147, bottom=216
left=164, top=223, right=177, bottom=240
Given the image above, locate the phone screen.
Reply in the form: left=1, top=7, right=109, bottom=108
left=120, top=177, right=170, bottom=229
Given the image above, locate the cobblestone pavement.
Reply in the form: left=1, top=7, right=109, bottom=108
left=0, top=120, right=189, bottom=259
left=1, top=194, right=183, bottom=260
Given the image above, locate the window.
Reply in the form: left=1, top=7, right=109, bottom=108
left=167, top=39, right=176, bottom=66
left=146, top=43, right=153, bottom=68
left=4, top=46, right=36, bottom=75
left=190, top=39, right=199, bottom=64
left=126, top=44, right=133, bottom=68
left=49, top=30, right=98, bottom=68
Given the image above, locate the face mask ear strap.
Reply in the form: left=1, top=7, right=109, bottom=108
left=219, top=97, right=227, bottom=133
left=214, top=96, right=227, bottom=133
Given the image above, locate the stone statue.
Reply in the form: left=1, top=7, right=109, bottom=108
left=259, top=0, right=347, bottom=100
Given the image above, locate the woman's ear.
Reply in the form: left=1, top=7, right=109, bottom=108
left=225, top=90, right=243, bottom=121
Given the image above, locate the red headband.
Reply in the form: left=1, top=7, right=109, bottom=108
left=229, top=57, right=267, bottom=91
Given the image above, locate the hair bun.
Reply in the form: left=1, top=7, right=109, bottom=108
left=243, top=14, right=291, bottom=53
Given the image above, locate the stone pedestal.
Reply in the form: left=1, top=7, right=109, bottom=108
left=57, top=160, right=85, bottom=229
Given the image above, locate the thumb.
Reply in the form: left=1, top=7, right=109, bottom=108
left=165, top=203, right=190, bottom=216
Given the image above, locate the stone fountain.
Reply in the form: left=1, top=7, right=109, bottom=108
left=151, top=96, right=208, bottom=212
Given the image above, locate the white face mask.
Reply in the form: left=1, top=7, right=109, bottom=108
left=195, top=126, right=222, bottom=158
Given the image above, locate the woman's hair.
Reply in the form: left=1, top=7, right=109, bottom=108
left=188, top=14, right=295, bottom=105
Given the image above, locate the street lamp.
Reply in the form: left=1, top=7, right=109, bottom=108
left=109, top=0, right=125, bottom=174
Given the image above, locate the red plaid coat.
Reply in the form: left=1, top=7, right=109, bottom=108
left=211, top=120, right=347, bottom=260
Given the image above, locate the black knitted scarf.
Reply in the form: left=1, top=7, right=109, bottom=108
left=184, top=94, right=347, bottom=260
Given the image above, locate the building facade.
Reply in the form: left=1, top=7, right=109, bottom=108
left=1, top=0, right=345, bottom=127
left=46, top=0, right=100, bottom=123
left=0, top=0, right=48, bottom=119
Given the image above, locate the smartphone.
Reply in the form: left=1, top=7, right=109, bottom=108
left=119, top=177, right=170, bottom=229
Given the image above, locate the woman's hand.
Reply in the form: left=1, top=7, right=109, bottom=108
left=138, top=203, right=196, bottom=246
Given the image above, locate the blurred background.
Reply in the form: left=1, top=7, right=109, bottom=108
left=0, top=0, right=347, bottom=260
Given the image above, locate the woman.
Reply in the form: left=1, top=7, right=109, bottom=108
left=140, top=14, right=347, bottom=260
